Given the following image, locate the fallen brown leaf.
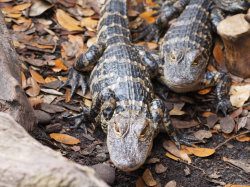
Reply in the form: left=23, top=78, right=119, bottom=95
left=213, top=45, right=225, bottom=64
left=220, top=115, right=235, bottom=134
left=223, top=157, right=250, bottom=173
left=202, top=112, right=217, bottom=117
left=235, top=134, right=250, bottom=142
left=26, top=77, right=41, bottom=96
left=142, top=169, right=157, bottom=186
left=51, top=58, right=68, bottom=72
left=139, top=11, right=157, bottom=24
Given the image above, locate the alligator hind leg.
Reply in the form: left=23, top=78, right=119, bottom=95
left=60, top=42, right=105, bottom=96
left=202, top=71, right=232, bottom=116
left=150, top=99, right=197, bottom=149
left=68, top=89, right=116, bottom=133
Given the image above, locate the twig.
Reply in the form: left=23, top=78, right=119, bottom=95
left=214, top=130, right=250, bottom=150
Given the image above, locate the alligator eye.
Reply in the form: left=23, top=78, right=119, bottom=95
left=170, top=52, right=176, bottom=62
left=140, top=123, right=149, bottom=138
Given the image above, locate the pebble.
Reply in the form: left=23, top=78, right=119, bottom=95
left=34, top=110, right=51, bottom=125
left=155, top=164, right=167, bottom=174
left=241, top=109, right=248, bottom=117
left=96, top=153, right=107, bottom=162
left=92, top=163, right=115, bottom=185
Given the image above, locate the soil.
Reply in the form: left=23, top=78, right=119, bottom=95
left=32, top=91, right=250, bottom=187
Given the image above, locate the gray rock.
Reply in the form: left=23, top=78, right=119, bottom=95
left=92, top=164, right=115, bottom=185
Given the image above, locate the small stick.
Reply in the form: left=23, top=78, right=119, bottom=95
left=214, top=130, right=250, bottom=150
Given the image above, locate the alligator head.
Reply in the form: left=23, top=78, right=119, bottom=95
left=160, top=48, right=208, bottom=92
left=106, top=113, right=155, bottom=172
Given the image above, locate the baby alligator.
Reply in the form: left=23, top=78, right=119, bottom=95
left=61, top=0, right=192, bottom=171
left=135, top=0, right=249, bottom=115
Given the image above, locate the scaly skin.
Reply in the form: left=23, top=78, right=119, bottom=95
left=61, top=0, right=196, bottom=172
left=134, top=0, right=249, bottom=115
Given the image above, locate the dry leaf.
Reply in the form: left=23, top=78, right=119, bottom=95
left=230, top=84, right=250, bottom=108
left=136, top=177, right=146, bottom=187
left=193, top=130, right=212, bottom=140
left=26, top=77, right=41, bottom=96
left=169, top=108, right=185, bottom=116
left=41, top=88, right=64, bottom=96
left=198, top=87, right=212, bottom=95
left=165, top=180, right=177, bottom=187
left=222, top=133, right=235, bottom=139
left=21, top=71, right=27, bottom=89
left=230, top=107, right=243, bottom=119
left=45, top=76, right=58, bottom=83
left=65, top=88, right=71, bottom=103
left=81, top=17, right=98, bottom=31
left=202, top=112, right=216, bottom=117
left=185, top=147, right=215, bottom=157
left=50, top=133, right=80, bottom=145
left=163, top=140, right=192, bottom=163
left=51, top=58, right=68, bottom=72
left=166, top=152, right=180, bottom=162
left=235, top=134, right=250, bottom=142
left=142, top=169, right=157, bottom=186
left=220, top=115, right=235, bottom=134
left=30, top=69, right=45, bottom=84
left=223, top=157, right=250, bottom=173
left=213, top=45, right=225, bottom=64
left=28, top=96, right=44, bottom=107
left=29, top=1, right=53, bottom=16
left=56, top=9, right=83, bottom=31
left=139, top=11, right=158, bottom=24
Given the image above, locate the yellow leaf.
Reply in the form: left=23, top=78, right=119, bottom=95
left=236, top=135, right=250, bottom=142
left=166, top=152, right=180, bottom=161
left=45, top=76, right=58, bottom=83
left=30, top=69, right=45, bottom=84
left=50, top=133, right=80, bottom=145
left=56, top=9, right=83, bottom=31
left=51, top=58, right=68, bottom=72
left=169, top=108, right=185, bottom=116
left=81, top=17, right=98, bottom=31
left=222, top=133, right=235, bottom=139
left=186, top=147, right=215, bottom=157
left=5, top=13, right=22, bottom=18
left=198, top=87, right=212, bottom=95
left=139, top=11, right=158, bottom=24
left=13, top=3, right=31, bottom=11
left=202, top=112, right=216, bottom=117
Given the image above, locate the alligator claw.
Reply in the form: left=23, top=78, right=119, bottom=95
left=170, top=131, right=199, bottom=149
left=133, top=23, right=160, bottom=43
left=67, top=103, right=91, bottom=134
left=216, top=98, right=232, bottom=116
left=59, top=68, right=87, bottom=98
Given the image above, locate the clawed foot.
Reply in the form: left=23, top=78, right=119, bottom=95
left=59, top=68, right=87, bottom=98
left=170, top=131, right=199, bottom=149
left=67, top=103, right=91, bottom=134
left=216, top=98, right=232, bottom=116
left=133, top=23, right=160, bottom=43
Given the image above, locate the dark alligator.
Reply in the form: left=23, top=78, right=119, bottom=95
left=61, top=0, right=195, bottom=172
left=135, top=0, right=249, bottom=115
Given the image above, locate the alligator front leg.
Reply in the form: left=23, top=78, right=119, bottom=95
left=202, top=71, right=232, bottom=116
left=68, top=89, right=116, bottom=133
left=134, top=0, right=189, bottom=42
left=150, top=99, right=196, bottom=149
left=60, top=42, right=105, bottom=97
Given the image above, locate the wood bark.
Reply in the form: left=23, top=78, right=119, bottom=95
left=0, top=10, right=36, bottom=131
left=217, top=12, right=250, bottom=78
left=0, top=112, right=109, bottom=187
